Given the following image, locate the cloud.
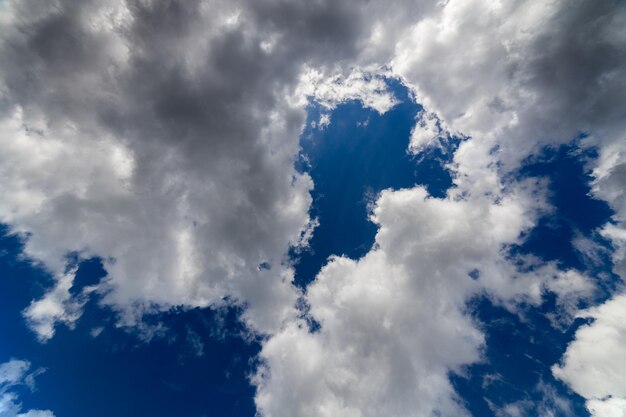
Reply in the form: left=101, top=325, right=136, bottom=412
left=0, top=0, right=625, bottom=415
left=0, top=0, right=362, bottom=337
left=586, top=398, right=626, bottom=417
left=0, top=0, right=442, bottom=339
left=388, top=2, right=626, bottom=413
left=0, top=0, right=447, bottom=340
left=254, top=1, right=626, bottom=415
left=22, top=268, right=84, bottom=342
left=255, top=181, right=592, bottom=417
left=553, top=293, right=626, bottom=417
left=15, top=412, right=55, bottom=417
left=0, top=359, right=55, bottom=417
left=390, top=0, right=626, bottom=210
left=297, top=68, right=399, bottom=114
left=408, top=110, right=444, bottom=153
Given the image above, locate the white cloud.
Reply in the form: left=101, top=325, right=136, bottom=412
left=409, top=111, right=443, bottom=153
left=297, top=68, right=399, bottom=115
left=553, top=293, right=626, bottom=417
left=387, top=2, right=626, bottom=413
left=0, top=0, right=625, bottom=415
left=255, top=182, right=593, bottom=417
left=586, top=398, right=626, bottom=417
left=22, top=268, right=84, bottom=342
left=0, top=361, right=30, bottom=387
left=0, top=359, right=55, bottom=417
left=16, top=412, right=55, bottom=417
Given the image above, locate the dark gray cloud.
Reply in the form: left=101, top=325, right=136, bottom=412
left=0, top=0, right=377, bottom=336
left=0, top=0, right=437, bottom=339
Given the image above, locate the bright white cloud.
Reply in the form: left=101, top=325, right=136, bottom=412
left=586, top=398, right=626, bottom=417
left=553, top=293, right=626, bottom=417
left=298, top=68, right=399, bottom=114
left=22, top=266, right=93, bottom=342
left=255, top=181, right=593, bottom=417
left=408, top=111, right=443, bottom=153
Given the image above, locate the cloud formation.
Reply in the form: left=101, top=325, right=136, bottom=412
left=255, top=172, right=594, bottom=417
left=1, top=0, right=355, bottom=336
left=0, top=0, right=625, bottom=416
left=553, top=294, right=626, bottom=417
left=0, top=0, right=437, bottom=339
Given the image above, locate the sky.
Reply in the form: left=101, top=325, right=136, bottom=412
left=0, top=1, right=625, bottom=417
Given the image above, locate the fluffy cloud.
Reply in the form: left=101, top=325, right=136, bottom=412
left=297, top=68, right=399, bottom=115
left=23, top=268, right=85, bottom=342
left=389, top=3, right=626, bottom=414
left=255, top=181, right=593, bottom=417
left=256, top=1, right=626, bottom=416
left=0, top=0, right=442, bottom=340
left=0, top=0, right=379, bottom=337
left=389, top=0, right=626, bottom=221
left=0, top=359, right=55, bottom=417
left=393, top=0, right=626, bottom=157
left=553, top=294, right=626, bottom=417
left=1, top=0, right=625, bottom=416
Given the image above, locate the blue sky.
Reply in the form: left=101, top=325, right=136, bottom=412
left=1, top=1, right=626, bottom=417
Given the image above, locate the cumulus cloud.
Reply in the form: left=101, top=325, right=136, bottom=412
left=388, top=0, right=626, bottom=225
left=1, top=0, right=625, bottom=416
left=255, top=181, right=594, bottom=417
left=0, top=359, right=55, bottom=417
left=388, top=2, right=626, bottom=414
left=0, top=0, right=373, bottom=337
left=298, top=68, right=399, bottom=114
left=255, top=1, right=626, bottom=416
left=408, top=110, right=444, bottom=153
left=553, top=294, right=626, bottom=417
left=0, top=0, right=444, bottom=340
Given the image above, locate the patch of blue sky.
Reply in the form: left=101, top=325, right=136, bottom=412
left=510, top=143, right=619, bottom=299
left=452, top=295, right=591, bottom=417
left=293, top=78, right=458, bottom=288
